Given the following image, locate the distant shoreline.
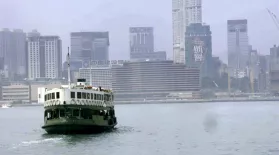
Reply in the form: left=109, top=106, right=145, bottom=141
left=8, top=97, right=279, bottom=107
left=115, top=98, right=279, bottom=104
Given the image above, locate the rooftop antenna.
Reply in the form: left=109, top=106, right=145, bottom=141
left=67, top=47, right=71, bottom=89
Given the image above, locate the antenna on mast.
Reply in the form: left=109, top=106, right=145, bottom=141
left=67, top=47, right=71, bottom=89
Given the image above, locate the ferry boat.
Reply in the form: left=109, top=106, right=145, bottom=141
left=41, top=48, right=117, bottom=134
left=1, top=103, right=12, bottom=108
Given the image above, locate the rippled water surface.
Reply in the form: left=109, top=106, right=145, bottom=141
left=1, top=102, right=279, bottom=155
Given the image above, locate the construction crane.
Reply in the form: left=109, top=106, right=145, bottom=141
left=267, top=8, right=279, bottom=31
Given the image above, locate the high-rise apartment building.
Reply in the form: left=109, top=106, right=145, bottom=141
left=172, top=0, right=202, bottom=64
left=227, top=19, right=249, bottom=78
left=70, top=32, right=109, bottom=62
left=0, top=29, right=27, bottom=80
left=27, top=33, right=62, bottom=79
left=186, top=0, right=202, bottom=24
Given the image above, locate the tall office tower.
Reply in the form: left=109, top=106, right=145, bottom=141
left=70, top=32, right=109, bottom=62
left=269, top=45, right=279, bottom=92
left=0, top=29, right=27, bottom=80
left=185, top=23, right=212, bottom=78
left=227, top=19, right=249, bottom=78
left=129, top=27, right=155, bottom=60
left=172, top=0, right=202, bottom=64
left=27, top=33, right=62, bottom=79
left=249, top=48, right=259, bottom=80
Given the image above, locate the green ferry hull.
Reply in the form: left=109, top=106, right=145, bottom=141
left=42, top=124, right=116, bottom=134
left=42, top=117, right=117, bottom=134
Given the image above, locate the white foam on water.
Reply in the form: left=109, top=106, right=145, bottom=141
left=11, top=137, right=63, bottom=149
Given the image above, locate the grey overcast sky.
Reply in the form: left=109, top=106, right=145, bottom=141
left=0, top=0, right=278, bottom=63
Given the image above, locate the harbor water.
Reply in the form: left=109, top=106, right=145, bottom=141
left=1, top=101, right=279, bottom=155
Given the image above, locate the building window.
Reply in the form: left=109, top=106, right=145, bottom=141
left=56, top=92, right=60, bottom=99
left=77, top=92, right=81, bottom=99
left=71, top=92, right=75, bottom=98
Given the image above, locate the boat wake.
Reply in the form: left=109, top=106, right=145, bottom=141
left=11, top=138, right=63, bottom=149
left=1, top=104, right=12, bottom=109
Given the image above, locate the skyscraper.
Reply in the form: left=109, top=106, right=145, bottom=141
left=27, top=33, right=62, bottom=79
left=227, top=19, right=249, bottom=78
left=129, top=27, right=161, bottom=60
left=172, top=0, right=202, bottom=64
left=186, top=0, right=202, bottom=24
left=269, top=45, right=279, bottom=92
left=185, top=23, right=212, bottom=78
left=70, top=32, right=109, bottom=62
left=0, top=29, right=27, bottom=80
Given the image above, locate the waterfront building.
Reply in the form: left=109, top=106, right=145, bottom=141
left=112, top=60, right=200, bottom=99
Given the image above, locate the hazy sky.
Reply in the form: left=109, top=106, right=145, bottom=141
left=0, top=0, right=279, bottom=63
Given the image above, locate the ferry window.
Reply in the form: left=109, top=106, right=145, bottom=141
left=77, top=92, right=81, bottom=99
left=71, top=92, right=75, bottom=98
left=59, top=109, right=65, bottom=117
left=45, top=95, right=47, bottom=101
left=82, top=92, right=86, bottom=99
left=94, top=94, right=97, bottom=100
left=106, top=95, right=109, bottom=101
left=52, top=93, right=55, bottom=99
left=91, top=93, right=93, bottom=99
left=48, top=94, right=50, bottom=100
left=73, top=109, right=79, bottom=117
left=87, top=93, right=90, bottom=99
left=104, top=95, right=107, bottom=101
left=56, top=92, right=60, bottom=99
left=101, top=95, right=103, bottom=100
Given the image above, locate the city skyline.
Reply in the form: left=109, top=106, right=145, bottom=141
left=0, top=0, right=278, bottom=63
